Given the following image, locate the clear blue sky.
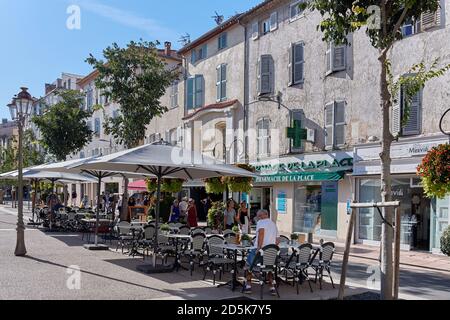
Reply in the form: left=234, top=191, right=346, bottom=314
left=0, top=0, right=261, bottom=119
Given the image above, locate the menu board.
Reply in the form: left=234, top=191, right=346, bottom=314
left=128, top=206, right=148, bottom=221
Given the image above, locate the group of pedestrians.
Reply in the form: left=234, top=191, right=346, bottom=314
left=223, top=199, right=250, bottom=234
left=169, top=197, right=198, bottom=228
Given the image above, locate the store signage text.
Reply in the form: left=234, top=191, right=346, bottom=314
left=255, top=158, right=353, bottom=175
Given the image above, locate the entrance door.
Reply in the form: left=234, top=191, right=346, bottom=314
left=432, top=196, right=449, bottom=253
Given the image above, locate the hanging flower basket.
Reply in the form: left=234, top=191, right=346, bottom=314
left=145, top=178, right=158, bottom=192
left=205, top=177, right=227, bottom=195
left=161, top=179, right=185, bottom=193
left=417, top=144, right=450, bottom=199
left=207, top=201, right=225, bottom=230
left=146, top=178, right=185, bottom=193
left=225, top=164, right=255, bottom=193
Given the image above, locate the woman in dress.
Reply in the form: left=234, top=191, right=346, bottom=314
left=236, top=200, right=250, bottom=235
left=187, top=199, right=198, bottom=228
left=223, top=199, right=236, bottom=230
left=169, top=199, right=181, bottom=223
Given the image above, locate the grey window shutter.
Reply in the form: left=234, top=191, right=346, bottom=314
left=260, top=55, right=272, bottom=95
left=191, top=50, right=196, bottom=64
left=334, top=101, right=346, bottom=146
left=252, top=22, right=259, bottom=40
left=216, top=65, right=221, bottom=102
left=221, top=64, right=227, bottom=101
left=325, top=102, right=334, bottom=148
left=293, top=42, right=304, bottom=84
left=421, top=7, right=441, bottom=30
left=270, top=12, right=278, bottom=31
left=288, top=43, right=293, bottom=86
left=403, top=91, right=421, bottom=135
left=333, top=45, right=346, bottom=71
left=257, top=57, right=261, bottom=95
left=391, top=90, right=401, bottom=136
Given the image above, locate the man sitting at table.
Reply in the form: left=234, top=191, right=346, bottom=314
left=243, top=209, right=280, bottom=296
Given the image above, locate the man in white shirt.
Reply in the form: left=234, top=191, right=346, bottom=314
left=244, top=209, right=280, bottom=295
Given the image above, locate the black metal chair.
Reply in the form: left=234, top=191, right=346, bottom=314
left=311, top=242, right=336, bottom=290
left=183, top=233, right=207, bottom=276
left=203, top=235, right=234, bottom=285
left=248, top=244, right=281, bottom=299
left=289, top=244, right=314, bottom=294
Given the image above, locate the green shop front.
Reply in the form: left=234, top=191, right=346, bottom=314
left=251, top=152, right=354, bottom=239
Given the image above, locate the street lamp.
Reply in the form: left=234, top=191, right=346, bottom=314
left=8, top=87, right=33, bottom=257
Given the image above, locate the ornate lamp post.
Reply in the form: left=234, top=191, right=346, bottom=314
left=8, top=87, right=33, bottom=257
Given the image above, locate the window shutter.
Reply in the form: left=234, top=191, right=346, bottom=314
left=177, top=127, right=183, bottom=146
left=216, top=65, right=221, bottom=102
left=391, top=90, right=401, bottom=136
left=260, top=55, right=272, bottom=95
left=325, top=102, right=334, bottom=148
left=293, top=42, right=304, bottom=84
left=257, top=57, right=261, bottom=95
left=326, top=43, right=332, bottom=74
left=270, top=12, right=278, bottom=31
left=288, top=43, right=293, bottom=86
left=221, top=64, right=227, bottom=101
left=195, top=75, right=204, bottom=107
left=191, top=50, right=196, bottom=64
left=252, top=22, right=259, bottom=40
left=165, top=130, right=170, bottom=144
left=202, top=44, right=208, bottom=59
left=334, top=101, right=346, bottom=146
left=403, top=91, right=421, bottom=135
left=333, top=45, right=346, bottom=71
left=186, top=77, right=194, bottom=109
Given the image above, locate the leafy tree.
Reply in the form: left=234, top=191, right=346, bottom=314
left=86, top=40, right=179, bottom=148
left=32, top=90, right=93, bottom=161
left=303, top=0, right=449, bottom=299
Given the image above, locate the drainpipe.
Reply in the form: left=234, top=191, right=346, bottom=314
left=239, top=20, right=250, bottom=164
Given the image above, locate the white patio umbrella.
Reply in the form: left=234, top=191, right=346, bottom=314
left=68, top=142, right=257, bottom=271
left=37, top=157, right=152, bottom=250
left=0, top=168, right=98, bottom=224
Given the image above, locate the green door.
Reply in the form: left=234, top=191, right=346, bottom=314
left=321, top=182, right=338, bottom=231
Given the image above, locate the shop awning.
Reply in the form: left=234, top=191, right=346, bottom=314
left=128, top=180, right=147, bottom=191
left=255, top=171, right=346, bottom=183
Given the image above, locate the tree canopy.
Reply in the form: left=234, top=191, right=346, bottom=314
left=86, top=40, right=179, bottom=148
left=32, top=90, right=93, bottom=161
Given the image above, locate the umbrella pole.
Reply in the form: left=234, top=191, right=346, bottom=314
left=95, top=176, right=102, bottom=247
left=153, top=168, right=162, bottom=267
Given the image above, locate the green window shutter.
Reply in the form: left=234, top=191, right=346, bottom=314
left=221, top=64, right=227, bottom=101
left=194, top=75, right=204, bottom=108
left=191, top=50, right=196, bottom=64
left=260, top=55, right=272, bottom=95
left=186, top=77, right=194, bottom=110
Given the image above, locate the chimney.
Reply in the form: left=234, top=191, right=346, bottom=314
left=164, top=41, right=172, bottom=56
left=45, top=83, right=56, bottom=95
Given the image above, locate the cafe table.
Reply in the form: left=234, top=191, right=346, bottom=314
left=210, top=243, right=255, bottom=291
left=166, top=234, right=192, bottom=272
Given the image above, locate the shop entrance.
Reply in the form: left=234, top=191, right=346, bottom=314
left=249, top=188, right=272, bottom=222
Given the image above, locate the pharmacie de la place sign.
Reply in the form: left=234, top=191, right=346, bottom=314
left=253, top=153, right=354, bottom=183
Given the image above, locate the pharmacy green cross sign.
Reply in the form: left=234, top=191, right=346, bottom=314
left=287, top=120, right=307, bottom=149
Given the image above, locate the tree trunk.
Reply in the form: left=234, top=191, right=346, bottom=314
left=379, top=51, right=394, bottom=300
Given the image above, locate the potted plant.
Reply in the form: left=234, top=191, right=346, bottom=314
left=241, top=234, right=252, bottom=247
left=160, top=223, right=170, bottom=234
left=441, top=226, right=450, bottom=256
left=146, top=178, right=158, bottom=192
left=207, top=201, right=225, bottom=230
left=417, top=144, right=450, bottom=199
left=204, top=177, right=227, bottom=195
